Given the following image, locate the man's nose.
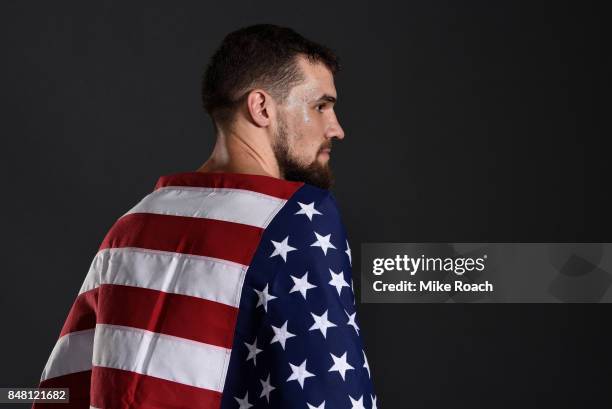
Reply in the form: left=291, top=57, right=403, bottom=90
left=327, top=115, right=345, bottom=140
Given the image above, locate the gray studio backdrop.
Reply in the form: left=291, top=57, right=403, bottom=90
left=1, top=1, right=610, bottom=408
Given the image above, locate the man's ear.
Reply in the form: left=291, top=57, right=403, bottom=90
left=246, top=89, right=274, bottom=128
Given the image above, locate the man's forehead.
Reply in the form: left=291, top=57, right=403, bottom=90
left=293, top=57, right=337, bottom=100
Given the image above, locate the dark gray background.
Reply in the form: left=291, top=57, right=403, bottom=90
left=1, top=1, right=610, bottom=407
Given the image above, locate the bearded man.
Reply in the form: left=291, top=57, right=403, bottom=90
left=34, top=24, right=377, bottom=409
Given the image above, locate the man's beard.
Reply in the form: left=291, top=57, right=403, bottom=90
left=272, top=115, right=334, bottom=190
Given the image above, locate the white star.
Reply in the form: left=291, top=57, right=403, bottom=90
left=289, top=271, right=317, bottom=300
left=363, top=350, right=371, bottom=378
left=371, top=395, right=378, bottom=409
left=307, top=402, right=326, bottom=409
left=259, top=374, right=275, bottom=403
left=345, top=310, right=360, bottom=334
left=349, top=395, right=366, bottom=409
left=310, top=231, right=336, bottom=255
left=244, top=338, right=262, bottom=365
left=270, top=320, right=296, bottom=350
left=254, top=284, right=277, bottom=312
left=270, top=236, right=297, bottom=261
left=345, top=239, right=352, bottom=265
left=309, top=310, right=337, bottom=338
left=295, top=201, right=322, bottom=221
left=234, top=391, right=253, bottom=409
left=328, top=268, right=350, bottom=296
left=328, top=351, right=354, bottom=380
left=287, top=359, right=315, bottom=388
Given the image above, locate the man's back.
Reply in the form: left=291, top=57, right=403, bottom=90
left=35, top=172, right=376, bottom=408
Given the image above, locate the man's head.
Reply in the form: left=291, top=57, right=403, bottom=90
left=201, top=24, right=345, bottom=189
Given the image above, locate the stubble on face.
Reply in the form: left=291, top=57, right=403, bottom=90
left=273, top=112, right=334, bottom=190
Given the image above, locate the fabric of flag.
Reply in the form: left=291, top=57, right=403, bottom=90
left=33, top=172, right=376, bottom=409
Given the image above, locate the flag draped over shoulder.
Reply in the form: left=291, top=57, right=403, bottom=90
left=34, top=172, right=377, bottom=409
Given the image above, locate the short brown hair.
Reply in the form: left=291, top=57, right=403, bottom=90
left=201, top=24, right=340, bottom=128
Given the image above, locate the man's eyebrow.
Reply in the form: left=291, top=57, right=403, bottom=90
left=315, top=94, right=337, bottom=103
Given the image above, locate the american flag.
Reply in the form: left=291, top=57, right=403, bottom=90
left=34, top=172, right=376, bottom=408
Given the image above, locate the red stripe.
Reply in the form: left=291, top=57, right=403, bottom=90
left=61, top=285, right=238, bottom=349
left=60, top=289, right=97, bottom=337
left=98, top=284, right=237, bottom=348
left=33, top=370, right=91, bottom=409
left=100, top=213, right=262, bottom=265
left=154, top=171, right=303, bottom=200
left=91, top=366, right=221, bottom=409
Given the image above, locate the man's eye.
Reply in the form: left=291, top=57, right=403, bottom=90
left=316, top=104, right=326, bottom=112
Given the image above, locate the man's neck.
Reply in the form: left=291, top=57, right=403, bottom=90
left=196, top=126, right=282, bottom=178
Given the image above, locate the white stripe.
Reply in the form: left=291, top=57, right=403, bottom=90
left=124, top=186, right=286, bottom=228
left=79, top=247, right=247, bottom=308
left=93, top=324, right=230, bottom=392
left=41, top=329, right=94, bottom=381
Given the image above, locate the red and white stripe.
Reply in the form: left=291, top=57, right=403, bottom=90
left=35, top=172, right=302, bottom=409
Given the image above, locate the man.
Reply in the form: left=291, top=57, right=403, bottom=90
left=35, top=24, right=376, bottom=409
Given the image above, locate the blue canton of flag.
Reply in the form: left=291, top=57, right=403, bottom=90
left=220, top=184, right=377, bottom=409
